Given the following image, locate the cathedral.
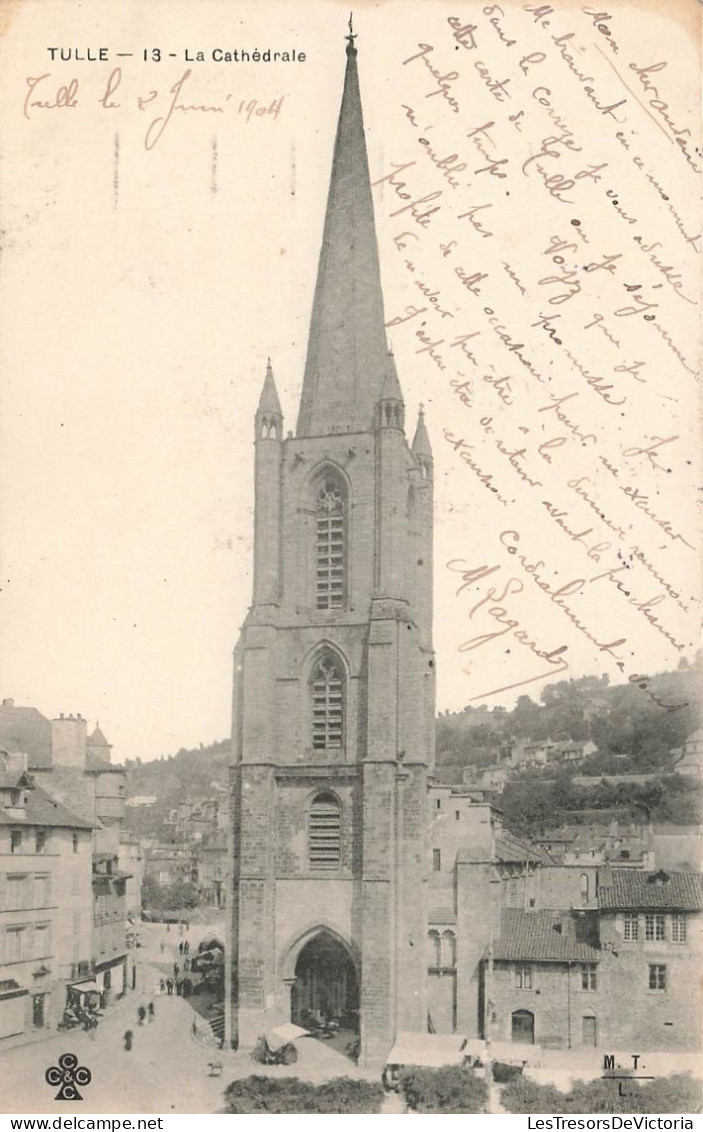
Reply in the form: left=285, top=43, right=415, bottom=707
left=225, top=27, right=435, bottom=1066
left=225, top=27, right=703, bottom=1068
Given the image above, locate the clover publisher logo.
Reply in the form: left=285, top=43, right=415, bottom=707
left=45, top=1052, right=92, bottom=1101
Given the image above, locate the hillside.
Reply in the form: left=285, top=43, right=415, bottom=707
left=122, top=660, right=701, bottom=841
left=437, top=659, right=702, bottom=778
left=122, top=739, right=230, bottom=840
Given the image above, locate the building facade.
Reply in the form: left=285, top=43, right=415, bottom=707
left=227, top=29, right=434, bottom=1066
left=0, top=750, right=94, bottom=1043
left=0, top=701, right=132, bottom=1035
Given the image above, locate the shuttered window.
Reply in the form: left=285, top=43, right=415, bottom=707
left=312, top=658, right=343, bottom=750
left=315, top=479, right=345, bottom=610
left=308, top=793, right=341, bottom=872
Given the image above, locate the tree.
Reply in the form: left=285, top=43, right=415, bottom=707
left=223, top=1077, right=384, bottom=1114
left=163, top=880, right=199, bottom=909
left=399, top=1066, right=487, bottom=1113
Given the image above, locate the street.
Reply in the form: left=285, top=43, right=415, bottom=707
left=0, top=920, right=366, bottom=1115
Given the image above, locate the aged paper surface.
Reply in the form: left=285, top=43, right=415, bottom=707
left=0, top=0, right=700, bottom=1116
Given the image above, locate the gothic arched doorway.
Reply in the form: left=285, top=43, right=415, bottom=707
left=290, top=931, right=359, bottom=1033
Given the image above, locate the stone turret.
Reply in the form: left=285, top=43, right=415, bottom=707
left=253, top=359, right=283, bottom=607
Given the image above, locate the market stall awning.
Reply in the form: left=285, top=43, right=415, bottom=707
left=386, top=1032, right=468, bottom=1069
left=264, top=1023, right=309, bottom=1052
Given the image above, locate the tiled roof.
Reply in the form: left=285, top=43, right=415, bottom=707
left=0, top=783, right=94, bottom=829
left=534, top=830, right=580, bottom=845
left=598, top=869, right=703, bottom=911
left=0, top=704, right=52, bottom=768
left=493, top=909, right=600, bottom=962
left=495, top=832, right=553, bottom=865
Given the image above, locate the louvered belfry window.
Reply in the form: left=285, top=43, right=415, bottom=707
left=315, top=477, right=345, bottom=610
left=312, top=657, right=343, bottom=750
left=309, top=792, right=341, bottom=871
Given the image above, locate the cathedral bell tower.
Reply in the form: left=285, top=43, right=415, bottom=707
left=227, top=25, right=435, bottom=1067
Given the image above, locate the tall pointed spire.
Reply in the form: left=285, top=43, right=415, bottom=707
left=296, top=25, right=391, bottom=437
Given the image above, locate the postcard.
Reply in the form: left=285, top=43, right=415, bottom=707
left=0, top=0, right=700, bottom=1118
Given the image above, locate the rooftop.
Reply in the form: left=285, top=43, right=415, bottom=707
left=495, top=830, right=554, bottom=865
left=598, top=868, right=703, bottom=911
left=0, top=783, right=94, bottom=830
left=493, top=909, right=600, bottom=963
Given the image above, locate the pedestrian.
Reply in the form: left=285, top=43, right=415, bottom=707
left=166, top=978, right=173, bottom=996
left=159, top=978, right=166, bottom=994
left=124, top=1029, right=133, bottom=1051
left=166, top=923, right=170, bottom=933
left=148, top=1001, right=155, bottom=1022
left=175, top=978, right=183, bottom=996
left=138, top=1004, right=146, bottom=1026
left=173, top=961, right=179, bottom=979
left=184, top=940, right=189, bottom=955
left=192, top=1017, right=197, bottom=1037
left=184, top=957, right=190, bottom=972
left=179, top=941, right=183, bottom=955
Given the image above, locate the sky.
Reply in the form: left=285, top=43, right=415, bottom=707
left=1, top=0, right=699, bottom=763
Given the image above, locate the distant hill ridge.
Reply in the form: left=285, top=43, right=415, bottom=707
left=123, top=664, right=701, bottom=840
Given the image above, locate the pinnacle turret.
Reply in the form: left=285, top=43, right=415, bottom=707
left=412, top=405, right=433, bottom=477
left=378, top=351, right=405, bottom=431
left=256, top=358, right=283, bottom=440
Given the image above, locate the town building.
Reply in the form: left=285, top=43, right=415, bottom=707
left=118, top=833, right=145, bottom=921
left=125, top=795, right=158, bottom=808
left=143, top=844, right=196, bottom=889
left=0, top=700, right=132, bottom=1035
left=427, top=799, right=702, bottom=1052
left=195, top=829, right=228, bottom=908
left=671, top=729, right=703, bottom=778
left=0, top=749, right=94, bottom=1043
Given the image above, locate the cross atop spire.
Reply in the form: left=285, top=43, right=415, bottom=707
left=296, top=24, right=395, bottom=438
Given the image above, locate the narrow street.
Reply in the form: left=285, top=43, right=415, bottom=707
left=0, top=920, right=368, bottom=1114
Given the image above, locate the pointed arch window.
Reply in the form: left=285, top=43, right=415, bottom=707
left=315, top=474, right=346, bottom=610
left=308, top=792, right=341, bottom=871
left=428, top=930, right=441, bottom=968
left=312, top=655, right=344, bottom=750
left=441, top=930, right=457, bottom=969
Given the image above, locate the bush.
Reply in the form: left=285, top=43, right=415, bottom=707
left=223, top=1075, right=384, bottom=1114
left=501, top=1074, right=702, bottom=1114
left=399, top=1065, right=488, bottom=1113
left=639, top=1074, right=702, bottom=1114
left=500, top=1077, right=565, bottom=1114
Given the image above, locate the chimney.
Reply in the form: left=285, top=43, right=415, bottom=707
left=51, top=714, right=87, bottom=768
